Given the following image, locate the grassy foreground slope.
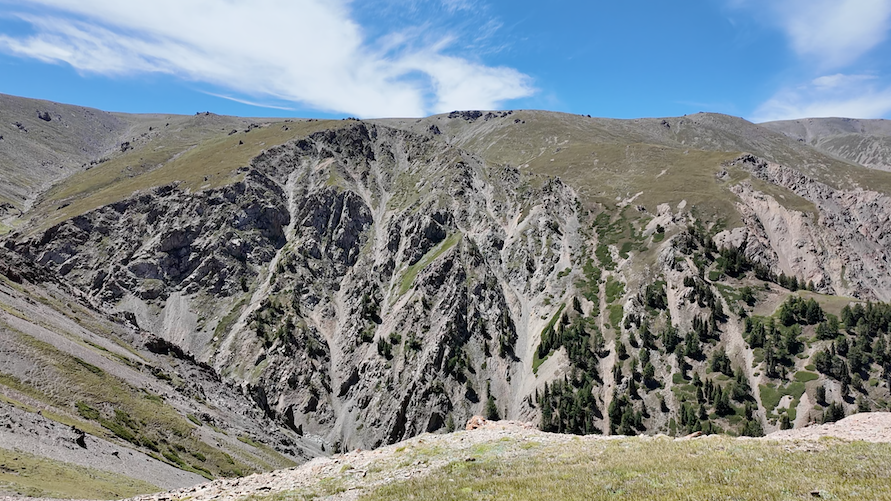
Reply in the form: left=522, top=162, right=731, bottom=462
left=367, top=436, right=888, bottom=501
left=137, top=416, right=891, bottom=501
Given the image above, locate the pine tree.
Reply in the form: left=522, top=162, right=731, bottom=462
left=779, top=414, right=791, bottom=430
left=815, top=384, right=826, bottom=404
left=643, top=362, right=655, bottom=383
left=485, top=395, right=500, bottom=421
left=822, top=402, right=845, bottom=423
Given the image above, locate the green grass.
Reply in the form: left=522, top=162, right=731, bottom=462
left=0, top=446, right=159, bottom=499
left=238, top=435, right=263, bottom=448
left=760, top=382, right=807, bottom=415
left=361, top=437, right=891, bottom=501
left=759, top=384, right=782, bottom=413
left=604, top=277, right=625, bottom=304
left=608, top=304, right=624, bottom=331
left=595, top=244, right=615, bottom=270
left=531, top=348, right=551, bottom=374
left=578, top=259, right=602, bottom=311
left=714, top=283, right=743, bottom=304
left=399, top=233, right=462, bottom=295
left=794, top=371, right=820, bottom=383
left=215, top=297, right=249, bottom=341
left=28, top=119, right=345, bottom=233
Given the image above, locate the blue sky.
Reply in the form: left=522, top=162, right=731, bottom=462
left=0, top=0, right=890, bottom=121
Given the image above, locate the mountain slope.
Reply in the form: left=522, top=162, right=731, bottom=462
left=762, top=117, right=891, bottom=172
left=3, top=93, right=891, bottom=491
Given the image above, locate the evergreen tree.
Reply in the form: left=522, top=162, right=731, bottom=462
left=815, top=384, right=826, bottom=404
left=485, top=394, right=500, bottom=421
left=741, top=418, right=764, bottom=437
left=715, top=387, right=732, bottom=416
left=643, top=362, right=656, bottom=383
left=779, top=414, right=791, bottom=430
left=822, top=402, right=845, bottom=424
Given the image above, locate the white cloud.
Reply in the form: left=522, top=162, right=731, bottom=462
left=752, top=74, right=891, bottom=122
left=440, top=0, right=477, bottom=13
left=0, top=0, right=533, bottom=117
left=772, top=0, right=891, bottom=69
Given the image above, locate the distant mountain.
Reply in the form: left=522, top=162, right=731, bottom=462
left=762, top=117, right=891, bottom=172
left=2, top=92, right=891, bottom=496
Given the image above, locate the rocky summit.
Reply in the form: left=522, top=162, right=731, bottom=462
left=2, top=93, right=891, bottom=498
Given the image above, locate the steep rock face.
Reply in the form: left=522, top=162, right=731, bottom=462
left=15, top=170, right=290, bottom=352
left=16, top=123, right=586, bottom=450
left=717, top=154, right=891, bottom=301
left=215, top=124, right=586, bottom=450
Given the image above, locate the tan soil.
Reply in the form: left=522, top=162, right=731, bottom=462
left=764, top=412, right=891, bottom=443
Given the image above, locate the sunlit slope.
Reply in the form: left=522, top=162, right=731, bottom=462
left=377, top=110, right=891, bottom=217
left=22, top=116, right=346, bottom=233
left=762, top=117, right=891, bottom=172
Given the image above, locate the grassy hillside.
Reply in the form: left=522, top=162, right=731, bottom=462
left=378, top=110, right=891, bottom=211
left=24, top=116, right=346, bottom=233
left=0, top=447, right=159, bottom=499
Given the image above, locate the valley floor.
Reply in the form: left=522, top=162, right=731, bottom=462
left=7, top=412, right=883, bottom=501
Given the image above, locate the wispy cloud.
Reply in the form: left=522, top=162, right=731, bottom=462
left=0, top=0, right=534, bottom=117
left=752, top=74, right=891, bottom=122
left=775, top=0, right=891, bottom=69
left=732, top=0, right=891, bottom=120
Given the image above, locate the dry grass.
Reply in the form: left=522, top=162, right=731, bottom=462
left=364, top=436, right=891, bottom=501
left=0, top=322, right=263, bottom=479
left=0, top=446, right=159, bottom=499
left=27, top=119, right=344, bottom=233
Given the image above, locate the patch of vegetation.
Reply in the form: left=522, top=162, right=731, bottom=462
left=759, top=382, right=806, bottom=415
left=604, top=277, right=624, bottom=304
left=238, top=435, right=263, bottom=448
left=608, top=304, right=624, bottom=331
left=577, top=259, right=602, bottom=314
left=794, top=371, right=819, bottom=383
left=399, top=233, right=462, bottom=295
left=215, top=297, right=249, bottom=341
left=595, top=244, right=615, bottom=271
